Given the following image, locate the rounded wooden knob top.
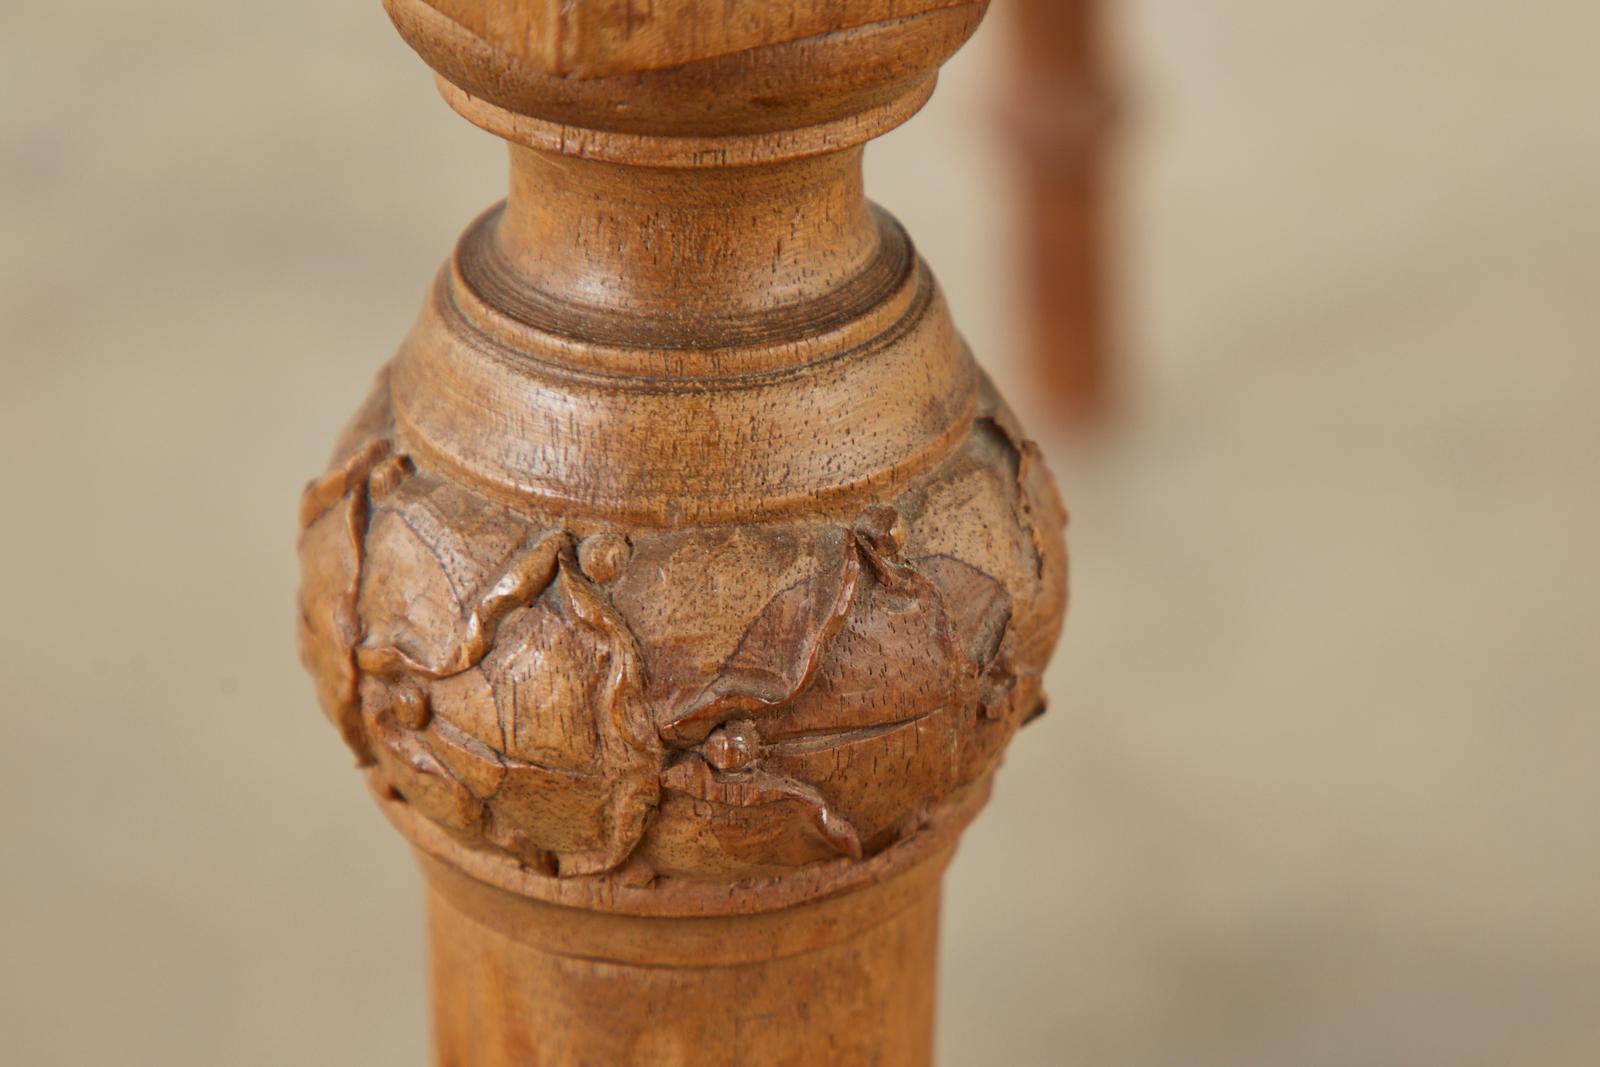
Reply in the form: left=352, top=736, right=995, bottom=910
left=384, top=0, right=989, bottom=164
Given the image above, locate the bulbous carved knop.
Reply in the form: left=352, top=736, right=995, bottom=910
left=298, top=370, right=1065, bottom=885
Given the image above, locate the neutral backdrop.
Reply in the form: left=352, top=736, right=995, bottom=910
left=4, top=2, right=1599, bottom=1064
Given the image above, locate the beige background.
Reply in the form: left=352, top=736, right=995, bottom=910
left=4, top=2, right=1599, bottom=1064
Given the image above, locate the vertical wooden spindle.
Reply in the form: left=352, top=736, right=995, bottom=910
left=296, top=2, right=1068, bottom=1062
left=1003, top=0, right=1117, bottom=421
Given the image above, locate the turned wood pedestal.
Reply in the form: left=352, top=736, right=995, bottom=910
left=295, top=3, right=1068, bottom=1062
left=423, top=849, right=950, bottom=1065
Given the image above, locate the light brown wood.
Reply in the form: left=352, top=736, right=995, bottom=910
left=422, top=849, right=949, bottom=1066
left=296, top=2, right=1068, bottom=1062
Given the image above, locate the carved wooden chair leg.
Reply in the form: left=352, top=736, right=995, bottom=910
left=1004, top=0, right=1118, bottom=422
left=295, top=3, right=1068, bottom=1063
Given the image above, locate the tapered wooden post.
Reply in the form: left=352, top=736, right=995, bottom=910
left=296, top=2, right=1068, bottom=1063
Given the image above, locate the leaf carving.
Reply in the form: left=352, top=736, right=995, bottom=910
left=660, top=753, right=863, bottom=861
left=659, top=534, right=861, bottom=746
left=547, top=551, right=664, bottom=876
left=295, top=439, right=395, bottom=765
left=355, top=532, right=564, bottom=679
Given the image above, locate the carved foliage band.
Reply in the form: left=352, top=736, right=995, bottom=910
left=298, top=370, right=1066, bottom=886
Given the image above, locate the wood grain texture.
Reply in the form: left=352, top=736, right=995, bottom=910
left=423, top=849, right=948, bottom=1066
left=419, top=0, right=979, bottom=78
left=296, top=2, right=1067, bottom=1061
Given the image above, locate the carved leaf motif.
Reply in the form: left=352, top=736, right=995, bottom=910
left=368, top=709, right=484, bottom=835
left=658, top=535, right=861, bottom=746
left=547, top=557, right=663, bottom=876
left=356, top=526, right=665, bottom=877
left=295, top=381, right=1066, bottom=885
left=356, top=532, right=564, bottom=679
left=640, top=511, right=1020, bottom=868
left=660, top=755, right=863, bottom=860
left=757, top=535, right=980, bottom=742
left=295, top=439, right=393, bottom=765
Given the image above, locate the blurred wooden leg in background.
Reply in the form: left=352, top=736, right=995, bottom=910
left=1003, top=0, right=1118, bottom=423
